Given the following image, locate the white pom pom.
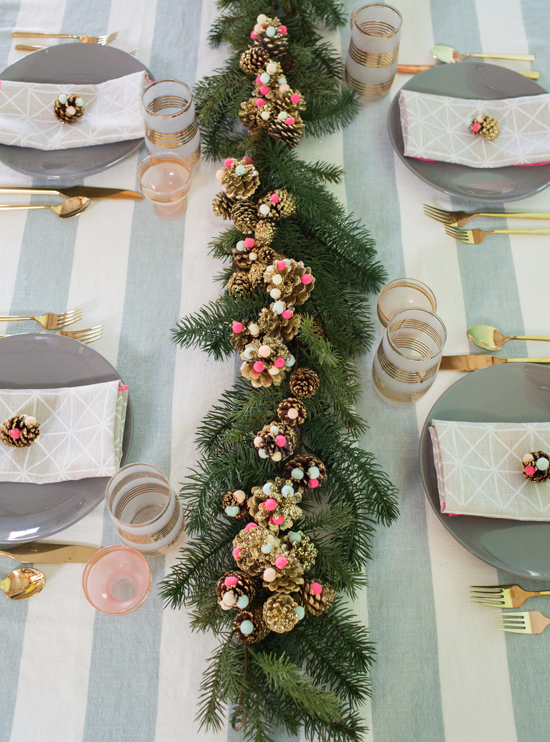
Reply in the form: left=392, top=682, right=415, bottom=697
left=259, top=204, right=271, bottom=216
left=268, top=367, right=280, bottom=376
left=272, top=274, right=283, bottom=285
left=257, top=13, right=268, bottom=23
left=270, top=288, right=282, bottom=300
left=272, top=451, right=282, bottom=461
left=249, top=323, right=260, bottom=336
left=261, top=111, right=270, bottom=121
left=267, top=62, right=278, bottom=74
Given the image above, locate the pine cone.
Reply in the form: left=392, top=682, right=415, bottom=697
left=312, top=317, right=325, bottom=339
left=248, top=477, right=302, bottom=530
left=248, top=261, right=268, bottom=290
left=289, top=367, right=320, bottom=399
left=257, top=191, right=295, bottom=222
left=469, top=114, right=500, bottom=141
left=231, top=320, right=260, bottom=353
left=227, top=271, right=254, bottom=298
left=239, top=99, right=260, bottom=130
left=277, top=398, right=306, bottom=426
left=253, top=421, right=297, bottom=463
left=256, top=246, right=281, bottom=264
left=240, top=336, right=290, bottom=389
left=212, top=191, right=236, bottom=220
left=222, top=489, right=248, bottom=519
left=0, top=415, right=40, bottom=448
left=284, top=453, right=326, bottom=489
left=522, top=451, right=550, bottom=482
left=231, top=201, right=258, bottom=233
left=257, top=305, right=300, bottom=343
left=252, top=62, right=284, bottom=99
left=253, top=18, right=288, bottom=59
left=263, top=594, right=300, bottom=632
left=275, top=189, right=296, bottom=218
left=233, top=525, right=280, bottom=576
left=276, top=89, right=306, bottom=116
left=254, top=220, right=277, bottom=246
left=221, top=160, right=260, bottom=200
left=263, top=551, right=304, bottom=593
left=233, top=609, right=270, bottom=643
left=240, top=46, right=271, bottom=75
left=267, top=117, right=304, bottom=148
left=54, top=93, right=84, bottom=124
left=241, top=360, right=286, bottom=389
left=232, top=248, right=254, bottom=271
left=297, top=582, right=335, bottom=616
left=216, top=571, right=257, bottom=611
left=263, top=259, right=314, bottom=305
left=284, top=531, right=318, bottom=572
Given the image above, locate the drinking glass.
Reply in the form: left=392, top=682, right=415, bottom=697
left=82, top=545, right=152, bottom=616
left=377, top=278, right=437, bottom=328
left=142, top=79, right=200, bottom=167
left=372, top=308, right=446, bottom=403
left=106, top=463, right=184, bottom=554
left=137, top=153, right=192, bottom=220
left=345, top=4, right=402, bottom=101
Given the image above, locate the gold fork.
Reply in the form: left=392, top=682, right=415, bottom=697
left=445, top=225, right=550, bottom=244
left=12, top=31, right=118, bottom=45
left=16, top=44, right=136, bottom=55
left=494, top=611, right=550, bottom=634
left=471, top=584, right=550, bottom=608
left=424, top=204, right=550, bottom=227
left=0, top=309, right=83, bottom=330
left=0, top=326, right=103, bottom=344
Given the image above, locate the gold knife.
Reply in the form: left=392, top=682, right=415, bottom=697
left=397, top=64, right=540, bottom=80
left=440, top=354, right=550, bottom=371
left=0, top=186, right=142, bottom=200
left=0, top=543, right=98, bottom=563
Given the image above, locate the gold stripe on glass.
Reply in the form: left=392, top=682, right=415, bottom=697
left=349, top=40, right=398, bottom=67
left=145, top=117, right=198, bottom=148
left=372, top=369, right=427, bottom=402
left=377, top=345, right=438, bottom=384
left=356, top=19, right=399, bottom=37
left=388, top=317, right=444, bottom=353
left=118, top=499, right=182, bottom=545
left=186, top=144, right=201, bottom=168
left=344, top=69, right=394, bottom=97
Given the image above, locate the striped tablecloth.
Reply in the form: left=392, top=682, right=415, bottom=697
left=1, top=1, right=550, bottom=740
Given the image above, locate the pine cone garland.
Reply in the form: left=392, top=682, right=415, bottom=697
left=289, top=368, right=320, bottom=399
left=253, top=421, right=297, bottom=462
left=284, top=531, right=318, bottom=572
left=227, top=271, right=254, bottom=298
left=54, top=93, right=84, bottom=124
left=254, top=221, right=277, bottom=246
left=263, top=259, right=314, bottom=305
left=240, top=46, right=271, bottom=75
left=277, top=398, right=306, bottom=426
left=212, top=191, right=236, bottom=220
left=0, top=415, right=40, bottom=448
left=268, top=117, right=304, bottom=148
left=248, top=477, right=302, bottom=530
left=284, top=453, right=326, bottom=489
left=240, top=336, right=291, bottom=389
left=216, top=571, right=257, bottom=611
left=233, top=524, right=279, bottom=576
left=297, top=581, right=335, bottom=616
left=231, top=201, right=258, bottom=233
left=221, top=160, right=260, bottom=200
left=263, top=551, right=304, bottom=593
left=263, top=594, right=300, bottom=632
left=222, top=489, right=248, bottom=519
left=522, top=451, right=550, bottom=482
left=252, top=17, right=288, bottom=59
left=233, top=609, right=270, bottom=643
left=469, top=114, right=500, bottom=141
left=257, top=305, right=301, bottom=343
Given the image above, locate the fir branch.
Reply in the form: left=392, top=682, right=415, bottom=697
left=196, top=634, right=245, bottom=732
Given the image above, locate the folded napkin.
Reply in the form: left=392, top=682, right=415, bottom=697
left=0, top=380, right=128, bottom=484
left=430, top=419, right=550, bottom=520
left=0, top=70, right=147, bottom=150
left=399, top=89, right=550, bottom=168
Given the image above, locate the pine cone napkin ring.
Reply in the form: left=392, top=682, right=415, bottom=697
left=0, top=415, right=40, bottom=448
left=521, top=451, right=550, bottom=482
left=469, top=114, right=500, bottom=141
left=54, top=93, right=85, bottom=124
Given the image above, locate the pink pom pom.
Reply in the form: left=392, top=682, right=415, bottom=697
left=233, top=547, right=243, bottom=559
left=279, top=84, right=291, bottom=93
left=264, top=498, right=278, bottom=511
left=242, top=156, right=252, bottom=165
left=311, top=582, right=322, bottom=596
left=309, top=478, right=319, bottom=488
left=225, top=575, right=238, bottom=588
left=256, top=76, right=262, bottom=84
left=275, top=556, right=288, bottom=569
left=251, top=31, right=257, bottom=39
left=270, top=515, right=284, bottom=525
left=270, top=193, right=280, bottom=203
left=245, top=523, right=257, bottom=533
left=244, top=237, right=255, bottom=248
left=9, top=429, right=20, bottom=440
left=525, top=465, right=536, bottom=476
left=224, top=158, right=234, bottom=169
left=274, top=357, right=285, bottom=368
left=253, top=360, right=265, bottom=373
left=232, top=321, right=244, bottom=334
left=285, top=117, right=295, bottom=126
left=282, top=310, right=293, bottom=319
left=279, top=25, right=287, bottom=34
left=277, top=260, right=287, bottom=271
left=216, top=168, right=225, bottom=181
left=256, top=98, right=265, bottom=107
left=263, top=567, right=276, bottom=582
left=260, top=85, right=270, bottom=95
left=301, top=274, right=313, bottom=285
left=472, top=122, right=480, bottom=132
left=291, top=93, right=300, bottom=103
left=275, top=435, right=287, bottom=447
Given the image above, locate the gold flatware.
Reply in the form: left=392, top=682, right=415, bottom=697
left=0, top=567, right=45, bottom=600
left=0, top=543, right=98, bottom=563
left=430, top=44, right=535, bottom=64
left=0, top=308, right=83, bottom=330
left=467, top=324, right=550, bottom=351
left=0, top=195, right=91, bottom=219
left=471, top=584, right=550, bottom=608
left=0, top=185, right=142, bottom=201
left=12, top=31, right=118, bottom=45
left=424, top=204, right=550, bottom=227
left=16, top=44, right=137, bottom=55
left=445, top=225, right=550, bottom=244
left=440, top=354, right=550, bottom=371
left=0, top=325, right=103, bottom=344
left=398, top=64, right=539, bottom=80
left=494, top=610, right=550, bottom=634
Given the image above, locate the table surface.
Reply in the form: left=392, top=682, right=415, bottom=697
left=1, top=0, right=550, bottom=741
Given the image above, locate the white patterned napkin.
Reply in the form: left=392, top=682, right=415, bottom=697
left=0, top=380, right=128, bottom=484
left=399, top=90, right=550, bottom=168
left=430, top=419, right=550, bottom=520
left=0, top=70, right=147, bottom=150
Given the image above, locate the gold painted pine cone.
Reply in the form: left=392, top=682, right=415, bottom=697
left=277, top=397, right=306, bottom=426
left=257, top=305, right=301, bottom=343
left=0, top=415, right=40, bottom=448
left=298, top=581, right=335, bottom=616
left=257, top=190, right=296, bottom=222
left=240, top=336, right=290, bottom=389
left=216, top=571, right=257, bottom=611
left=252, top=18, right=288, bottom=58
left=263, top=552, right=304, bottom=593
left=233, top=524, right=278, bottom=576
left=263, top=594, right=300, bottom=633
left=284, top=453, right=326, bottom=489
left=254, top=221, right=277, bottom=247
left=222, top=489, right=248, bottom=519
left=241, top=361, right=287, bottom=388
left=469, top=114, right=500, bottom=141
left=239, top=46, right=271, bottom=75
left=54, top=93, right=84, bottom=124
left=248, top=261, right=268, bottom=290
left=231, top=200, right=258, bottom=233
left=263, top=259, right=314, bottom=305
left=221, top=160, right=260, bottom=200
left=253, top=421, right=297, bottom=462
left=289, top=367, right=320, bottom=399
left=268, top=117, right=304, bottom=148
left=232, top=248, right=254, bottom=271
left=212, top=191, right=236, bottom=219
left=248, top=477, right=302, bottom=530
left=276, top=89, right=306, bottom=116
left=233, top=609, right=270, bottom=643
left=227, top=271, right=254, bottom=298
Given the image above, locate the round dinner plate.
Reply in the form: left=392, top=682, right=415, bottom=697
left=0, top=43, right=151, bottom=180
left=0, top=334, right=133, bottom=546
left=388, top=62, right=550, bottom=203
left=420, top=363, right=550, bottom=579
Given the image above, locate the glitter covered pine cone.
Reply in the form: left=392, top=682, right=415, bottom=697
left=263, top=259, right=314, bottom=305
left=257, top=304, right=301, bottom=343
left=240, top=336, right=291, bottom=389
left=227, top=271, right=254, bottom=298
left=216, top=571, right=257, bottom=611
left=284, top=453, right=326, bottom=490
left=257, top=190, right=296, bottom=222
left=248, top=477, right=302, bottom=530
left=469, top=114, right=500, bottom=141
left=297, top=581, right=335, bottom=616
left=233, top=609, right=270, bottom=643
left=253, top=421, right=297, bottom=462
left=222, top=489, right=248, bottom=519
left=233, top=524, right=280, bottom=576
left=263, top=594, right=301, bottom=633
left=521, top=451, right=550, bottom=482
left=231, top=200, right=258, bottom=233
left=0, top=415, right=40, bottom=448
left=277, top=398, right=306, bottom=426
left=283, top=530, right=318, bottom=572
left=262, top=551, right=304, bottom=593
left=289, top=367, right=320, bottom=399
left=239, top=46, right=271, bottom=75
left=219, top=158, right=260, bottom=200
left=254, top=221, right=277, bottom=246
left=252, top=16, right=288, bottom=59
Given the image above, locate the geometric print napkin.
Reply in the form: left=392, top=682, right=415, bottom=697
left=0, top=380, right=128, bottom=484
left=430, top=420, right=550, bottom=520
left=399, top=90, right=550, bottom=168
left=0, top=70, right=147, bottom=150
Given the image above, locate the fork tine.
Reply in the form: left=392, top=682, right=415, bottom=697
left=425, top=212, right=453, bottom=226
left=470, top=586, right=505, bottom=591
left=471, top=600, right=505, bottom=606
left=423, top=205, right=453, bottom=222
left=494, top=627, right=527, bottom=633
left=470, top=588, right=505, bottom=595
left=101, top=31, right=118, bottom=45
left=445, top=226, right=469, bottom=243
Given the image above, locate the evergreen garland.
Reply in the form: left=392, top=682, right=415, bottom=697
left=161, top=2, right=399, bottom=739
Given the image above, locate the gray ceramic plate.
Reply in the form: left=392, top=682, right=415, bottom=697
left=420, top=363, right=550, bottom=579
left=0, top=333, right=133, bottom=546
left=388, top=62, right=550, bottom=203
left=0, top=43, right=150, bottom=180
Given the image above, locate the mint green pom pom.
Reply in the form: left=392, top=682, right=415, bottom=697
left=240, top=620, right=254, bottom=635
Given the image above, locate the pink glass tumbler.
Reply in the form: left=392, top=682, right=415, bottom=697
left=82, top=545, right=152, bottom=615
left=137, top=153, right=192, bottom=220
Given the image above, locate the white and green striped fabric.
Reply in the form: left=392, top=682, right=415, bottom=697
left=1, top=1, right=550, bottom=740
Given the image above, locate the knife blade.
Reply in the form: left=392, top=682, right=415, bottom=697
left=397, top=64, right=540, bottom=80
left=0, top=543, right=98, bottom=563
left=440, top=355, right=550, bottom=371
left=0, top=186, right=142, bottom=200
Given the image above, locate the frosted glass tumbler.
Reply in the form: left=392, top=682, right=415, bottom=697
left=377, top=278, right=437, bottom=328
left=82, top=545, right=152, bottom=616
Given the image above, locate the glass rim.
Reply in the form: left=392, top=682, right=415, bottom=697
left=386, top=306, right=447, bottom=362
left=137, top=154, right=192, bottom=203
left=353, top=3, right=403, bottom=36
left=143, top=79, right=193, bottom=118
left=377, top=277, right=437, bottom=326
left=82, top=544, right=152, bottom=616
left=106, top=461, right=173, bottom=528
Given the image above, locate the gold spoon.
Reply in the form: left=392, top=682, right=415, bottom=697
left=0, top=196, right=91, bottom=219
left=430, top=44, right=535, bottom=64
left=0, top=567, right=46, bottom=600
left=467, top=324, right=550, bottom=351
